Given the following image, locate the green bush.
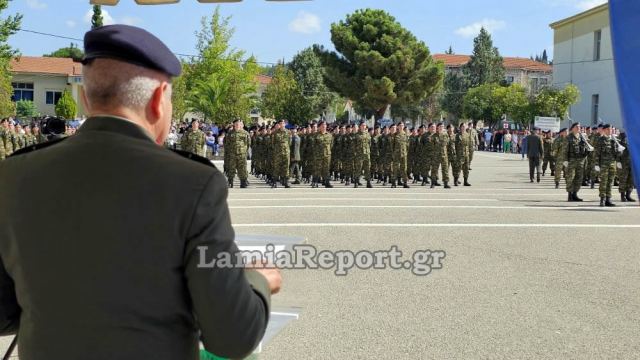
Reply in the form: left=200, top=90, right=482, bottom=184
left=16, top=99, right=37, bottom=119
left=55, top=89, right=77, bottom=120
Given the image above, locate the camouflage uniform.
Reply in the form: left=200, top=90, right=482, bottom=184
left=595, top=134, right=618, bottom=200
left=542, top=136, right=555, bottom=176
left=313, top=131, right=333, bottom=187
left=380, top=133, right=392, bottom=183
left=370, top=133, right=381, bottom=180
left=467, top=127, right=478, bottom=168
left=180, top=129, right=206, bottom=157
left=454, top=131, right=471, bottom=185
left=392, top=130, right=409, bottom=187
left=225, top=128, right=251, bottom=185
left=352, top=130, right=372, bottom=187
left=0, top=128, right=6, bottom=160
left=271, top=127, right=291, bottom=184
left=618, top=136, right=635, bottom=201
left=586, top=132, right=599, bottom=185
left=565, top=132, right=589, bottom=195
left=424, top=132, right=438, bottom=183
left=552, top=135, right=567, bottom=187
left=447, top=132, right=458, bottom=182
left=431, top=132, right=450, bottom=186
left=408, top=134, right=418, bottom=181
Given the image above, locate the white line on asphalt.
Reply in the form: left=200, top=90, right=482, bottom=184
left=229, top=205, right=639, bottom=210
left=229, top=193, right=576, bottom=197
left=233, top=223, right=640, bottom=228
left=228, top=198, right=497, bottom=202
left=271, top=312, right=300, bottom=318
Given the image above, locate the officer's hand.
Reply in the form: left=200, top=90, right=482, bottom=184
left=617, top=162, right=622, bottom=169
left=595, top=165, right=601, bottom=172
left=254, top=267, right=282, bottom=295
left=563, top=161, right=568, bottom=167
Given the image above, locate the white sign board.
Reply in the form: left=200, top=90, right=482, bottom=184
left=534, top=116, right=560, bottom=132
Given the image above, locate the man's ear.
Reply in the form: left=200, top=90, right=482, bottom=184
left=149, top=82, right=170, bottom=124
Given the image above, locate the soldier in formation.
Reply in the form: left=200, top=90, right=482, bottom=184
left=224, top=119, right=251, bottom=188
left=179, top=119, right=206, bottom=157
left=1, top=119, right=48, bottom=161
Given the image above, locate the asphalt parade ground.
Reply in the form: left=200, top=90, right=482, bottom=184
left=2, top=152, right=638, bottom=359
left=228, top=151, right=640, bottom=359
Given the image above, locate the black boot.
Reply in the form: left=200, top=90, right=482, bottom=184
left=464, top=178, right=471, bottom=186
left=621, top=193, right=627, bottom=202
left=605, top=197, right=615, bottom=207
left=590, top=180, right=595, bottom=189
left=555, top=181, right=559, bottom=189
left=391, top=179, right=397, bottom=188
left=228, top=179, right=234, bottom=188
left=354, top=181, right=359, bottom=188
left=421, top=179, right=427, bottom=186
left=530, top=177, right=534, bottom=183
left=325, top=179, right=333, bottom=188
left=283, top=177, right=291, bottom=189
left=430, top=180, right=435, bottom=189
left=600, top=197, right=605, bottom=207
left=444, top=181, right=451, bottom=189
left=627, top=191, right=636, bottom=202
left=537, top=174, right=541, bottom=183
left=383, top=176, right=388, bottom=186
left=573, top=192, right=583, bottom=202
left=366, top=181, right=373, bottom=188
left=240, top=180, right=248, bottom=189
left=293, top=179, right=301, bottom=185
left=582, top=180, right=589, bottom=187
left=434, top=181, right=442, bottom=187
left=403, top=181, right=410, bottom=189
left=568, top=192, right=573, bottom=202
left=551, top=170, right=555, bottom=176
left=454, top=177, right=459, bottom=187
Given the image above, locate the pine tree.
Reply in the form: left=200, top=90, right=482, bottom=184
left=91, top=5, right=103, bottom=29
left=542, top=49, right=548, bottom=64
left=463, top=27, right=504, bottom=87
left=445, top=45, right=454, bottom=55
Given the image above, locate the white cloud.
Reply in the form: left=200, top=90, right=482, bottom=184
left=26, top=0, right=47, bottom=10
left=575, top=0, right=607, bottom=11
left=83, top=8, right=115, bottom=26
left=288, top=11, right=321, bottom=35
left=121, top=16, right=142, bottom=26
left=65, top=20, right=76, bottom=28
left=455, top=18, right=506, bottom=38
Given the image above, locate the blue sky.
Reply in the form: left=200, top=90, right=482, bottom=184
left=7, top=0, right=606, bottom=64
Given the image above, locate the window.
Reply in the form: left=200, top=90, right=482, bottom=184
left=505, top=76, right=514, bottom=84
left=594, top=30, right=602, bottom=61
left=46, top=91, right=63, bottom=105
left=11, top=82, right=34, bottom=102
left=591, top=94, right=600, bottom=125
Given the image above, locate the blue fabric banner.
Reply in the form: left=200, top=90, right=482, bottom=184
left=609, top=0, right=640, bottom=195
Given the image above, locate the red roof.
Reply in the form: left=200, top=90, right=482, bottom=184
left=10, top=56, right=82, bottom=76
left=255, top=74, right=272, bottom=85
left=433, top=54, right=552, bottom=72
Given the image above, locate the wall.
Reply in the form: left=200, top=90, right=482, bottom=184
left=11, top=73, right=85, bottom=118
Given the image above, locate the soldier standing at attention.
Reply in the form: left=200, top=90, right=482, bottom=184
left=552, top=128, right=568, bottom=189
left=290, top=126, right=302, bottom=184
left=587, top=126, right=600, bottom=188
left=617, top=132, right=636, bottom=202
left=431, top=123, right=451, bottom=189
left=225, top=119, right=251, bottom=188
left=392, top=122, right=410, bottom=188
left=467, top=122, right=478, bottom=170
left=313, top=121, right=334, bottom=188
left=425, top=123, right=440, bottom=187
left=271, top=119, right=291, bottom=188
left=525, top=128, right=544, bottom=183
left=342, top=125, right=354, bottom=186
left=565, top=122, right=590, bottom=202
left=380, top=126, right=392, bottom=186
left=181, top=120, right=206, bottom=157
left=595, top=124, right=618, bottom=207
left=352, top=122, right=373, bottom=188
left=415, top=125, right=427, bottom=186
left=454, top=122, right=472, bottom=186
left=541, top=130, right=555, bottom=176
left=446, top=124, right=457, bottom=184
left=408, top=128, right=418, bottom=183
left=371, top=126, right=381, bottom=182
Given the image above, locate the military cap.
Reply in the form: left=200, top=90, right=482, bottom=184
left=602, top=124, right=611, bottom=129
left=318, top=120, right=326, bottom=125
left=232, top=119, right=241, bottom=124
left=278, top=119, right=286, bottom=123
left=418, top=125, right=425, bottom=129
left=591, top=126, right=598, bottom=131
left=83, top=24, right=181, bottom=77
left=428, top=123, right=434, bottom=127
left=559, top=128, right=567, bottom=133
left=570, top=122, right=581, bottom=130
left=436, top=122, right=443, bottom=127
left=597, top=123, right=604, bottom=128
left=396, top=122, right=404, bottom=126
left=374, top=125, right=381, bottom=130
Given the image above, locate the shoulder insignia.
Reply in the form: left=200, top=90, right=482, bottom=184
left=170, top=149, right=217, bottom=169
left=9, top=136, right=68, bottom=158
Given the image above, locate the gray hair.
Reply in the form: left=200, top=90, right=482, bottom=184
left=83, top=58, right=171, bottom=112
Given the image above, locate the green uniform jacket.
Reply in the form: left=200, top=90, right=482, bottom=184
left=0, top=116, right=270, bottom=360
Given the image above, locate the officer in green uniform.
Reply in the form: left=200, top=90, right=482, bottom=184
left=617, top=132, right=636, bottom=202
left=454, top=122, right=472, bottom=187
left=431, top=123, right=451, bottom=189
left=552, top=128, right=568, bottom=189
left=271, top=119, right=291, bottom=188
left=352, top=121, right=372, bottom=188
left=225, top=119, right=251, bottom=188
left=313, top=121, right=334, bottom=188
left=595, top=124, right=618, bottom=206
left=446, top=124, right=457, bottom=185
left=391, top=122, right=410, bottom=188
left=564, top=122, right=591, bottom=202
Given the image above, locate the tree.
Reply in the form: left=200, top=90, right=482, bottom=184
left=0, top=0, right=21, bottom=118
left=261, top=64, right=313, bottom=125
left=440, top=72, right=467, bottom=120
left=533, top=85, right=580, bottom=120
left=542, top=49, right=549, bottom=64
left=44, top=43, right=84, bottom=62
left=171, top=63, right=189, bottom=121
left=445, top=46, right=454, bottom=55
left=91, top=5, right=103, bottom=29
left=463, top=27, right=505, bottom=87
left=15, top=99, right=36, bottom=118
left=288, top=47, right=337, bottom=118
left=463, top=83, right=500, bottom=126
left=492, top=84, right=531, bottom=125
left=315, top=9, right=443, bottom=120
left=55, top=89, right=77, bottom=119
left=184, top=7, right=259, bottom=124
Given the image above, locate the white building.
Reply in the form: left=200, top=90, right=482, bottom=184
left=550, top=3, right=621, bottom=128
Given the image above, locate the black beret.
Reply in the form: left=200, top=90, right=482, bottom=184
left=437, top=122, right=443, bottom=127
left=559, top=128, right=567, bottom=133
left=318, top=120, right=325, bottom=125
left=602, top=124, right=611, bottom=129
left=597, top=123, right=604, bottom=128
left=83, top=24, right=181, bottom=77
left=374, top=125, right=380, bottom=130
left=591, top=126, right=598, bottom=130
left=570, top=122, right=581, bottom=130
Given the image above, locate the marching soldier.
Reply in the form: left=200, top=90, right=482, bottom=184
left=424, top=123, right=439, bottom=186
left=586, top=125, right=600, bottom=188
left=594, top=124, right=618, bottom=206
left=454, top=122, right=472, bottom=187
left=380, top=126, right=392, bottom=186
left=564, top=122, right=591, bottom=202
left=617, top=132, right=636, bottom=202
left=467, top=122, right=478, bottom=170
left=371, top=126, right=381, bottom=182
left=352, top=122, right=372, bottom=188
left=431, top=123, right=451, bottom=189
left=225, top=119, right=251, bottom=188
left=446, top=125, right=457, bottom=185
left=542, top=130, right=555, bottom=176
left=312, top=121, right=333, bottom=188
left=290, top=126, right=302, bottom=184
left=391, top=122, right=410, bottom=188
left=552, top=128, right=568, bottom=189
